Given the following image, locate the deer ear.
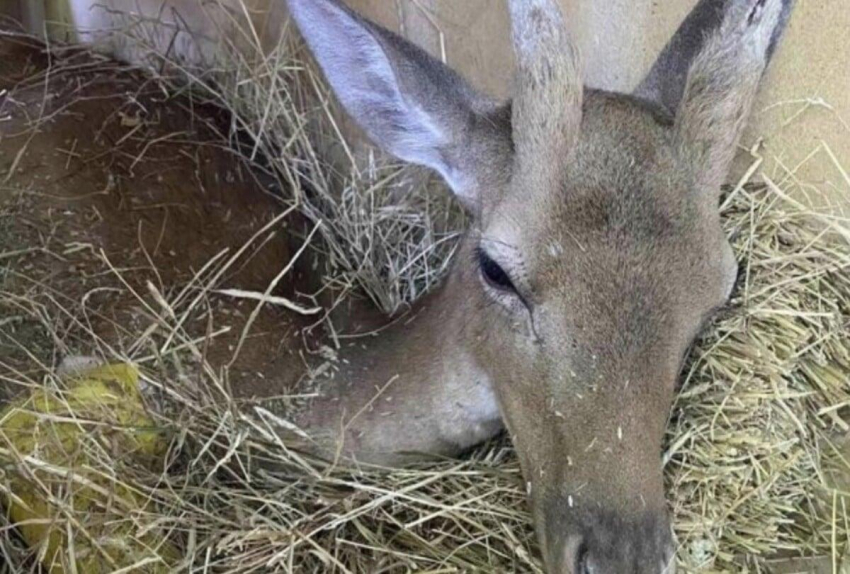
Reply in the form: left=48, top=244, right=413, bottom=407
left=634, top=0, right=793, bottom=115
left=644, top=0, right=793, bottom=194
left=287, top=0, right=511, bottom=208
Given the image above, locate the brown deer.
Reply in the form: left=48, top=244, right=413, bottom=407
left=2, top=0, right=793, bottom=571
left=283, top=0, right=794, bottom=572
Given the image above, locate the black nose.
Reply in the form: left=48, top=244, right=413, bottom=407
left=545, top=509, right=676, bottom=573
left=576, top=541, right=590, bottom=573
left=553, top=538, right=676, bottom=573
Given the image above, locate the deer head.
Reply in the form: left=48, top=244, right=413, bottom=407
left=287, top=0, right=794, bottom=571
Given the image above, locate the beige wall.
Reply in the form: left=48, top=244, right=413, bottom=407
left=7, top=0, right=850, bottom=211
left=744, top=0, right=850, bottom=212
left=346, top=0, right=696, bottom=97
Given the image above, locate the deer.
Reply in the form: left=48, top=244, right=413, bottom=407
left=2, top=0, right=793, bottom=571
left=281, top=0, right=795, bottom=572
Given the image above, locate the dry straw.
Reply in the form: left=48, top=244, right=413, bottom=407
left=1, top=3, right=849, bottom=572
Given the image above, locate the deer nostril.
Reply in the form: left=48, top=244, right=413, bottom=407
left=576, top=541, right=590, bottom=574
left=546, top=511, right=673, bottom=573
left=554, top=534, right=585, bottom=574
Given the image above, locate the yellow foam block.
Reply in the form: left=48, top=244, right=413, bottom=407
left=0, top=363, right=178, bottom=573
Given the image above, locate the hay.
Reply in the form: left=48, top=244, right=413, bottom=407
left=77, top=1, right=467, bottom=317
left=0, top=5, right=849, bottom=573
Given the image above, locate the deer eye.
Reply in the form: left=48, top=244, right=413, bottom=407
left=477, top=249, right=517, bottom=293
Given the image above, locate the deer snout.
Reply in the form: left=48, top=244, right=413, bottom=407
left=540, top=504, right=676, bottom=573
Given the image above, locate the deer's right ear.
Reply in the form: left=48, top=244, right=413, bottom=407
left=287, top=0, right=511, bottom=209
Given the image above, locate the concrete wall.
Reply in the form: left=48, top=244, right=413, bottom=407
left=6, top=0, right=849, bottom=211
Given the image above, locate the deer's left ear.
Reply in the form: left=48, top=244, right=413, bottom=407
left=634, top=0, right=794, bottom=116
left=287, top=0, right=511, bottom=209
left=636, top=0, right=794, bottom=195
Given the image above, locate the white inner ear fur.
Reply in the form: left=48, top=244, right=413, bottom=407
left=289, top=0, right=462, bottom=197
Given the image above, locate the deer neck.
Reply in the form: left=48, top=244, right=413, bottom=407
left=294, top=247, right=503, bottom=462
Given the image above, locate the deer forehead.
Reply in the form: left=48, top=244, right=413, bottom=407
left=500, top=95, right=686, bottom=205
left=487, top=94, right=705, bottom=261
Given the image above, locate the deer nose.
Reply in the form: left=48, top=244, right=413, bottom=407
left=551, top=539, right=677, bottom=574
left=545, top=518, right=676, bottom=573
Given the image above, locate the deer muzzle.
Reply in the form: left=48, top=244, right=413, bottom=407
left=536, top=493, right=677, bottom=573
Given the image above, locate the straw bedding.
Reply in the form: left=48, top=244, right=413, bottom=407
left=0, top=6, right=849, bottom=573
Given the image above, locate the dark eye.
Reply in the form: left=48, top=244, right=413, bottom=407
left=478, top=249, right=516, bottom=293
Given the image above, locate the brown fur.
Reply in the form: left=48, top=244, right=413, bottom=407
left=288, top=0, right=793, bottom=572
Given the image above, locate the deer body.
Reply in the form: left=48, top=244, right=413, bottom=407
left=295, top=89, right=723, bottom=461
left=1, top=0, right=795, bottom=571
left=285, top=0, right=795, bottom=572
